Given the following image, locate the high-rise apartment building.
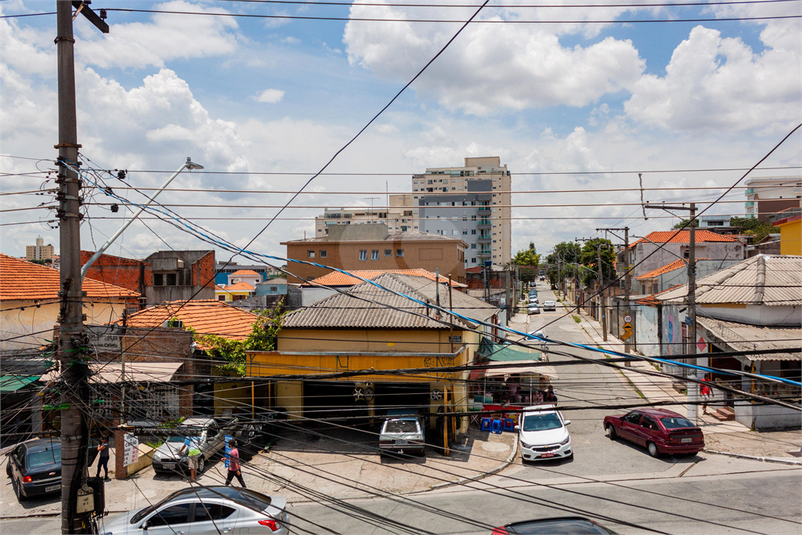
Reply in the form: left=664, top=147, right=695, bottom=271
left=314, top=157, right=511, bottom=269
left=26, top=236, right=54, bottom=262
left=745, top=177, right=801, bottom=221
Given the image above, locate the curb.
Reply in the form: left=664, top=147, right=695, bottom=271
left=428, top=435, right=519, bottom=491
left=704, top=449, right=802, bottom=466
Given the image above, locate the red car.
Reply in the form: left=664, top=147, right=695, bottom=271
left=603, top=408, right=704, bottom=457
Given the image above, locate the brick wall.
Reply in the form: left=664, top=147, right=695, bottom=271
left=193, top=251, right=216, bottom=290
left=80, top=251, right=152, bottom=293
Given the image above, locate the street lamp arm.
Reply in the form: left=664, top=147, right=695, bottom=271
left=80, top=157, right=203, bottom=280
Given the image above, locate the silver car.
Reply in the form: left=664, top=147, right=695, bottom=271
left=379, top=415, right=425, bottom=455
left=101, top=486, right=289, bottom=534
left=151, top=417, right=238, bottom=476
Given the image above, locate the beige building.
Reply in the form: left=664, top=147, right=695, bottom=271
left=283, top=224, right=466, bottom=284
left=25, top=236, right=54, bottom=262
left=314, top=157, right=511, bottom=269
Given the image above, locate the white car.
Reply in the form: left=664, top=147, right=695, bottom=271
left=543, top=300, right=556, bottom=311
left=517, top=405, right=572, bottom=462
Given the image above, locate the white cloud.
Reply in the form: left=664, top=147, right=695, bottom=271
left=625, top=25, right=801, bottom=133
left=254, top=89, right=285, bottom=103
left=343, top=5, right=645, bottom=114
left=76, top=1, right=240, bottom=69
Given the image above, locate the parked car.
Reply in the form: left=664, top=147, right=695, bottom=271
left=542, top=300, right=556, bottom=311
left=5, top=437, right=98, bottom=500
left=492, top=516, right=620, bottom=534
left=603, top=408, right=704, bottom=457
left=529, top=296, right=539, bottom=305
left=152, top=417, right=239, bottom=476
left=379, top=410, right=425, bottom=456
left=527, top=305, right=540, bottom=315
left=517, top=405, right=572, bottom=461
left=101, top=485, right=289, bottom=534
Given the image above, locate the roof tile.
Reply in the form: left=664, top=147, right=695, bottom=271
left=120, top=300, right=259, bottom=339
left=630, top=230, right=739, bottom=248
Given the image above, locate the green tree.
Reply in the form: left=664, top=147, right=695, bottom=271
left=513, top=242, right=541, bottom=266
left=196, top=305, right=285, bottom=375
left=730, top=216, right=773, bottom=243
left=578, top=238, right=616, bottom=287
left=545, top=241, right=581, bottom=286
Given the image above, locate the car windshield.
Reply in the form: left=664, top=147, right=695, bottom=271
left=522, top=413, right=563, bottom=432
left=660, top=416, right=695, bottom=429
left=27, top=447, right=61, bottom=468
left=384, top=420, right=419, bottom=434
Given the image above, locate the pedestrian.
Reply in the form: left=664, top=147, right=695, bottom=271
left=700, top=375, right=712, bottom=415
left=96, top=436, right=111, bottom=481
left=544, top=385, right=558, bottom=404
left=225, top=438, right=246, bottom=488
left=179, top=434, right=202, bottom=483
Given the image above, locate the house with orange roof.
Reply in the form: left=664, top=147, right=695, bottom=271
left=633, top=258, right=742, bottom=295
left=215, top=282, right=257, bottom=303
left=620, top=230, right=744, bottom=281
left=0, top=254, right=140, bottom=351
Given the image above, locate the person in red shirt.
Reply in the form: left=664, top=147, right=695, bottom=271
left=225, top=438, right=246, bottom=488
left=700, top=375, right=712, bottom=415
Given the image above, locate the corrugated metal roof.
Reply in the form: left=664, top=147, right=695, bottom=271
left=697, top=317, right=801, bottom=361
left=302, top=269, right=465, bottom=288
left=283, top=273, right=498, bottom=329
left=657, top=255, right=802, bottom=306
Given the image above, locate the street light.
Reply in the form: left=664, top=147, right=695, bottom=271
left=81, top=157, right=204, bottom=280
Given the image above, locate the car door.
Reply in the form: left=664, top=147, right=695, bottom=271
left=618, top=412, right=642, bottom=443
left=143, top=503, right=192, bottom=535
left=638, top=416, right=661, bottom=448
left=188, top=502, right=239, bottom=535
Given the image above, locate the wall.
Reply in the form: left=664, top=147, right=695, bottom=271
left=0, top=300, right=131, bottom=351
left=633, top=241, right=744, bottom=279
left=636, top=305, right=661, bottom=357
left=277, top=328, right=453, bottom=354
left=285, top=239, right=466, bottom=284
left=735, top=401, right=802, bottom=430
left=698, top=304, right=801, bottom=327
left=81, top=251, right=151, bottom=295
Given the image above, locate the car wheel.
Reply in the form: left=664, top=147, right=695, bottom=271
left=647, top=442, right=660, bottom=458
left=13, top=479, right=25, bottom=501
left=197, top=457, right=205, bottom=474
left=605, top=424, right=617, bottom=440
left=5, top=463, right=11, bottom=478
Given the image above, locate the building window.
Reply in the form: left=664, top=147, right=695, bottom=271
left=307, top=250, right=315, bottom=258
left=233, top=294, right=245, bottom=301
left=270, top=286, right=278, bottom=292
left=471, top=229, right=477, bottom=235
left=462, top=230, right=468, bottom=235
left=218, top=295, right=226, bottom=301
left=471, top=257, right=477, bottom=263
left=320, top=250, right=327, bottom=258
left=452, top=230, right=459, bottom=235
left=359, top=250, right=367, bottom=260
left=471, top=243, right=476, bottom=249
left=384, top=249, right=393, bottom=257
left=154, top=273, right=164, bottom=286
left=166, top=273, right=177, bottom=286
left=371, top=250, right=379, bottom=260
left=397, top=249, right=405, bottom=257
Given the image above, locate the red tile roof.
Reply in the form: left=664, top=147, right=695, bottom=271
left=630, top=230, right=738, bottom=248
left=219, top=282, right=255, bottom=291
left=120, top=300, right=259, bottom=340
left=230, top=270, right=260, bottom=277
left=1, top=254, right=140, bottom=301
left=303, top=269, right=465, bottom=288
left=635, top=258, right=710, bottom=280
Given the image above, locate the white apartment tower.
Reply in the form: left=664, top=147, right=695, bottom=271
left=314, top=157, right=511, bottom=269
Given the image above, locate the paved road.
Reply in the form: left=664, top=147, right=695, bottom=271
left=288, top=457, right=801, bottom=534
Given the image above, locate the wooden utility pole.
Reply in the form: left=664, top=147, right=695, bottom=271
left=56, top=2, right=108, bottom=532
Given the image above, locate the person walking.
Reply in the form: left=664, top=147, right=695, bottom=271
left=225, top=438, right=246, bottom=488
left=96, top=436, right=111, bottom=481
left=179, top=434, right=202, bottom=483
left=701, top=375, right=712, bottom=415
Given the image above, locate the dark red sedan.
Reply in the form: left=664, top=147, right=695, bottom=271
left=603, top=408, right=704, bottom=457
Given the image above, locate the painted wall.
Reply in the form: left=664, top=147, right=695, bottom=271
left=636, top=305, right=660, bottom=357
left=698, top=304, right=801, bottom=327
left=1, top=300, right=130, bottom=351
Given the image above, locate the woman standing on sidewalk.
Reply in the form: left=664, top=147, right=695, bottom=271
left=701, top=375, right=712, bottom=415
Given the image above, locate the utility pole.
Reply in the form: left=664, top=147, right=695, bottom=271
left=595, top=242, right=607, bottom=341
left=56, top=2, right=108, bottom=533
left=597, top=227, right=632, bottom=353
left=645, top=203, right=699, bottom=423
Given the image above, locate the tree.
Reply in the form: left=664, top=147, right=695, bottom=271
left=578, top=238, right=616, bottom=287
left=730, top=216, right=773, bottom=243
left=196, top=305, right=285, bottom=375
left=545, top=241, right=581, bottom=286
left=513, top=242, right=541, bottom=282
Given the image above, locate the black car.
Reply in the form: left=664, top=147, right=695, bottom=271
left=5, top=437, right=99, bottom=500
left=6, top=438, right=62, bottom=500
left=492, top=517, right=620, bottom=534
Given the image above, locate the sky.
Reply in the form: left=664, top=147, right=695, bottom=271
left=1, top=0, right=800, bottom=267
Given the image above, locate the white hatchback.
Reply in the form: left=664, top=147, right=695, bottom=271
left=517, top=405, right=572, bottom=462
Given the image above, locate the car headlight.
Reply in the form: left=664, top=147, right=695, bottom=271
left=520, top=441, right=532, bottom=449
left=560, top=436, right=570, bottom=446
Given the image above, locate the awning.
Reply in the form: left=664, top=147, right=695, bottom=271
left=41, top=362, right=183, bottom=384
left=482, top=361, right=559, bottom=380
left=697, top=317, right=801, bottom=362
left=0, top=375, right=40, bottom=393
left=478, top=338, right=543, bottom=362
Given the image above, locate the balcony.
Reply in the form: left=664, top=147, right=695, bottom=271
left=477, top=219, right=491, bottom=229
left=477, top=234, right=491, bottom=243
left=477, top=249, right=492, bottom=258
left=478, top=206, right=491, bottom=214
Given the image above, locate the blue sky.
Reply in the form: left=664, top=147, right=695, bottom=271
left=1, top=0, right=800, bottom=264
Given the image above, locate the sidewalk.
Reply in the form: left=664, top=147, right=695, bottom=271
left=572, top=303, right=802, bottom=464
